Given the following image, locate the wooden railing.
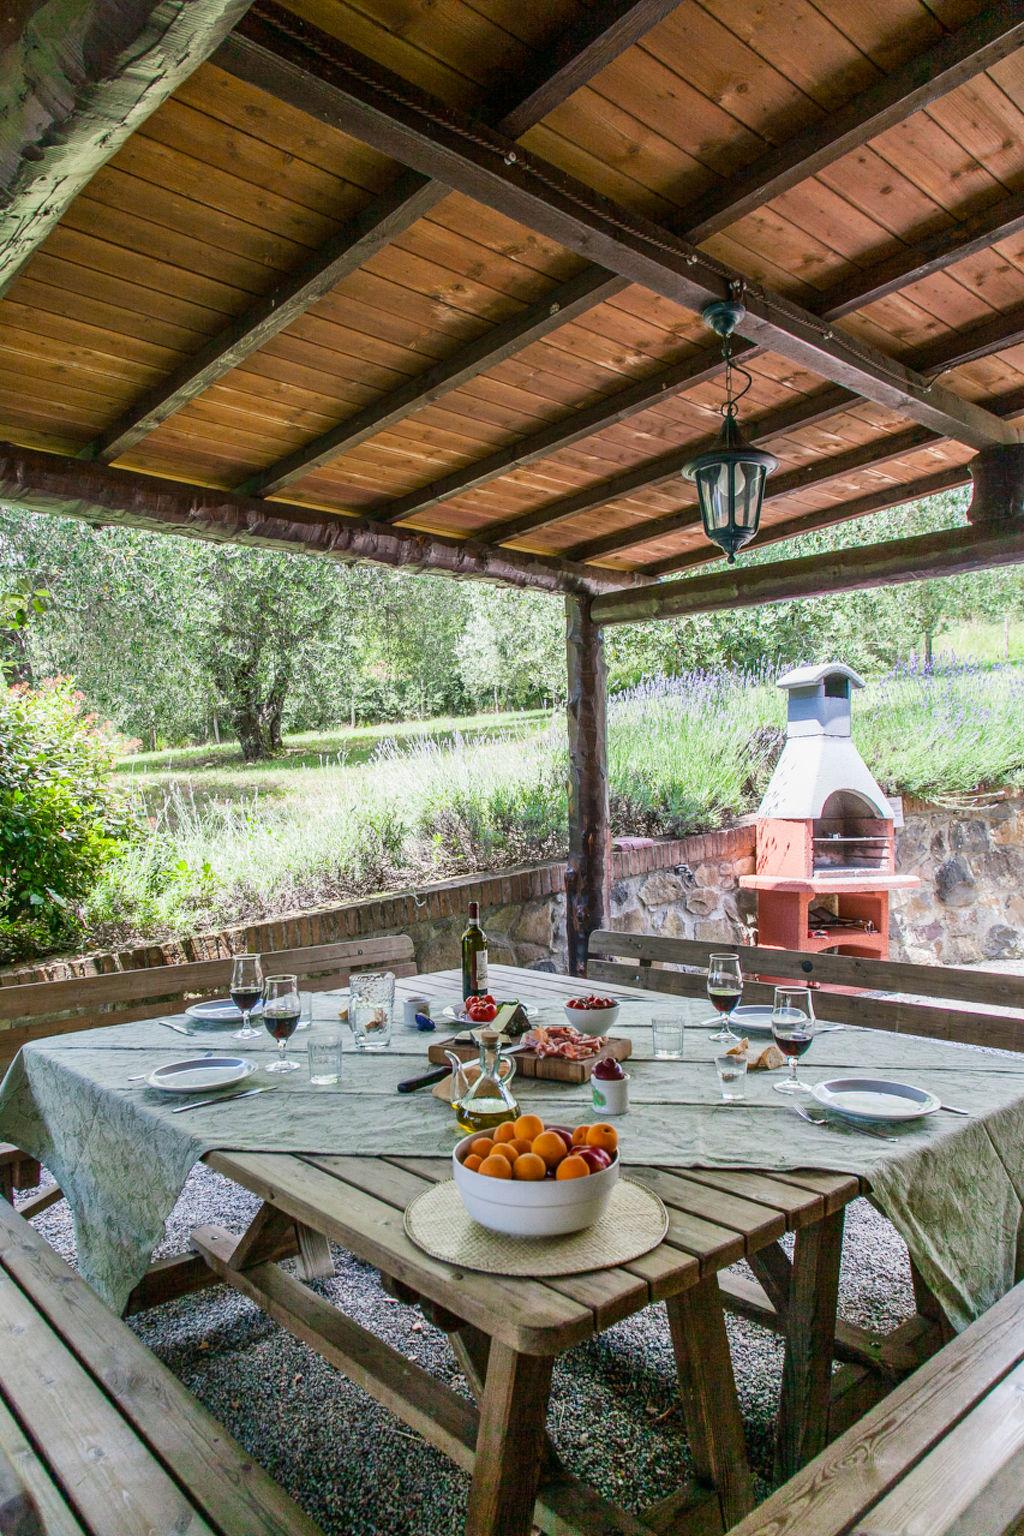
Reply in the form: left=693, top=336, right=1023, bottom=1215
left=0, top=934, right=416, bottom=1071
left=586, top=931, right=1024, bottom=1052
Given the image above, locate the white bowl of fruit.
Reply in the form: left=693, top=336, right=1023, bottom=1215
left=452, top=1115, right=620, bottom=1236
left=563, top=993, right=620, bottom=1035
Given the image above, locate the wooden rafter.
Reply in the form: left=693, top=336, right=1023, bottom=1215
left=640, top=467, right=974, bottom=580
left=563, top=426, right=941, bottom=564
left=209, top=7, right=1015, bottom=458
left=915, top=300, right=1024, bottom=379
left=238, top=1, right=1024, bottom=500
left=0, top=0, right=252, bottom=298
left=463, top=386, right=858, bottom=549
left=590, top=523, right=1024, bottom=627
left=82, top=0, right=685, bottom=465
left=0, top=444, right=642, bottom=597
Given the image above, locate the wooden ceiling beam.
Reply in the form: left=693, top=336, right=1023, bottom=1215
left=0, top=444, right=641, bottom=597
left=464, top=387, right=858, bottom=552
left=915, top=300, right=1024, bottom=379
left=564, top=425, right=940, bottom=564
left=590, top=521, right=1024, bottom=627
left=83, top=0, right=684, bottom=466
left=817, top=188, right=1024, bottom=321
left=640, top=467, right=974, bottom=580
left=0, top=0, right=251, bottom=298
left=240, top=1, right=1024, bottom=499
left=213, top=8, right=1015, bottom=457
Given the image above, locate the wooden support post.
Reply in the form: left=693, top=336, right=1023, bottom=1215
left=666, top=1277, right=754, bottom=1528
left=465, top=1342, right=553, bottom=1536
left=565, top=595, right=611, bottom=977
left=775, top=1207, right=846, bottom=1478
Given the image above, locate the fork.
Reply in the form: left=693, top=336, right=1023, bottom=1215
left=791, top=1103, right=897, bottom=1142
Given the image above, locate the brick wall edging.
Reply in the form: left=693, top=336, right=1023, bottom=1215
left=1, top=825, right=756, bottom=985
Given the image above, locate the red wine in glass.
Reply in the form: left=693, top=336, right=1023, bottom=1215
left=231, top=988, right=262, bottom=1016
left=708, top=989, right=741, bottom=1015
left=771, top=988, right=816, bottom=1095
left=706, top=954, right=742, bottom=1043
left=231, top=953, right=263, bottom=1041
left=773, top=1029, right=813, bottom=1058
left=264, top=1010, right=300, bottom=1043
left=263, top=974, right=301, bottom=1072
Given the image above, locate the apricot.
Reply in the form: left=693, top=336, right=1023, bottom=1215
left=555, top=1155, right=590, bottom=1180
left=509, top=1138, right=533, bottom=1158
left=463, top=1153, right=483, bottom=1172
left=477, top=1154, right=513, bottom=1179
left=490, top=1143, right=518, bottom=1165
left=470, top=1137, right=495, bottom=1159
left=513, top=1114, right=544, bottom=1142
left=532, top=1130, right=569, bottom=1170
left=585, top=1124, right=618, bottom=1155
left=512, top=1152, right=547, bottom=1181
left=492, top=1121, right=517, bottom=1144
left=571, top=1125, right=591, bottom=1147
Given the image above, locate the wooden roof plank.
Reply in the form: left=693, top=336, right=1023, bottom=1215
left=0, top=0, right=252, bottom=298
left=84, top=0, right=682, bottom=465
left=238, top=1, right=1024, bottom=498
left=212, top=6, right=1014, bottom=458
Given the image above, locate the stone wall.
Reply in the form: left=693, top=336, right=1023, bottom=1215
left=892, top=797, right=1024, bottom=966
left=0, top=827, right=758, bottom=986
left=8, top=798, right=1019, bottom=986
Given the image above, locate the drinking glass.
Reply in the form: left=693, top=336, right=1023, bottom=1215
left=771, top=986, right=816, bottom=1096
left=263, top=974, right=302, bottom=1073
left=707, top=953, right=742, bottom=1044
left=230, top=953, right=263, bottom=1041
left=307, top=1030, right=344, bottom=1085
left=715, top=1054, right=747, bottom=1101
left=349, top=971, right=395, bottom=1050
left=651, top=1013, right=685, bottom=1058
left=295, top=990, right=313, bottom=1032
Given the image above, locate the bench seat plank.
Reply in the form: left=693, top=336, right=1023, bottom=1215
left=0, top=1399, right=84, bottom=1536
left=730, top=1279, right=1024, bottom=1536
left=0, top=1197, right=322, bottom=1536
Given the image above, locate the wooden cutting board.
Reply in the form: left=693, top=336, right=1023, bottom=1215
left=426, top=1033, right=632, bottom=1084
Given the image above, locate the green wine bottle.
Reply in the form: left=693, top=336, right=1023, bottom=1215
left=461, top=902, right=489, bottom=999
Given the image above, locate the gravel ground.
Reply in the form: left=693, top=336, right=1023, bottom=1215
left=17, top=1168, right=915, bottom=1535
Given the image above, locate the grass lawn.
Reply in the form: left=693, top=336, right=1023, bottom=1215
left=84, top=663, right=1024, bottom=950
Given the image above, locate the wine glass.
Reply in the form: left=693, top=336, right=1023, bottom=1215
left=230, top=953, right=263, bottom=1041
left=263, top=974, right=302, bottom=1073
left=771, top=986, right=816, bottom=1096
left=707, top=953, right=742, bottom=1044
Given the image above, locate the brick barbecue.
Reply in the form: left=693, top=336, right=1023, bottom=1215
left=739, top=664, right=919, bottom=957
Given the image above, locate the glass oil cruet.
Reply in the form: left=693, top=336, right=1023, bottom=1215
left=445, top=1027, right=519, bottom=1134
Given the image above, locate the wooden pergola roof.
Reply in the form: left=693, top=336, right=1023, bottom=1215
left=2, top=0, right=1024, bottom=600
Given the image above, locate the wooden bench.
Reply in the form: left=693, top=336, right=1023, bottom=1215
left=730, top=1276, right=1024, bottom=1536
left=587, top=929, right=1024, bottom=1052
left=0, top=1195, right=323, bottom=1536
left=0, top=933, right=416, bottom=1072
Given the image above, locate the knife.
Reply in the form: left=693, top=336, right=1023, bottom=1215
left=171, top=1084, right=278, bottom=1114
left=159, top=1020, right=193, bottom=1037
left=397, top=1065, right=450, bottom=1094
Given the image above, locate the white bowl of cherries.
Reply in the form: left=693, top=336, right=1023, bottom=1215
left=563, top=993, right=620, bottom=1035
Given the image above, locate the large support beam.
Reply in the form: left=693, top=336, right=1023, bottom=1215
left=212, top=5, right=1014, bottom=451
left=642, top=466, right=974, bottom=580
left=86, top=0, right=683, bottom=466
left=590, top=515, right=1024, bottom=627
left=0, top=443, right=641, bottom=597
left=565, top=597, right=611, bottom=977
left=0, top=0, right=251, bottom=297
left=237, top=1, right=1024, bottom=500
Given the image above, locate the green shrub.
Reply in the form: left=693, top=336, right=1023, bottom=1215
left=0, top=678, right=133, bottom=955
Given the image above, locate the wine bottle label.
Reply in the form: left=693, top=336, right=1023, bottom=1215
left=476, top=950, right=489, bottom=990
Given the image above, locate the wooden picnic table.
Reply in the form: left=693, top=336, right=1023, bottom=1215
left=106, top=962, right=922, bottom=1536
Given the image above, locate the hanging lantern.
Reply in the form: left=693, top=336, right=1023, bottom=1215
left=682, top=299, right=777, bottom=563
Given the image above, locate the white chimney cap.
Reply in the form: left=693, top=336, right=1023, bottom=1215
left=777, top=662, right=865, bottom=691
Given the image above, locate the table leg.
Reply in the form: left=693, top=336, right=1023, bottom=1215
left=775, top=1206, right=846, bottom=1478
left=465, top=1341, right=553, bottom=1536
left=666, top=1276, right=753, bottom=1527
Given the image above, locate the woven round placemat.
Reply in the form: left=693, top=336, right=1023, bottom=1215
left=403, top=1177, right=668, bottom=1276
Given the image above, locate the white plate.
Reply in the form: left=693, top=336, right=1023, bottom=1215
left=148, top=1057, right=257, bottom=1093
left=811, top=1077, right=940, bottom=1123
left=185, top=998, right=262, bottom=1025
left=727, top=1004, right=776, bottom=1037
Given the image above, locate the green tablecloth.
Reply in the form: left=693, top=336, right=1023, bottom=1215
left=2, top=974, right=1023, bottom=1328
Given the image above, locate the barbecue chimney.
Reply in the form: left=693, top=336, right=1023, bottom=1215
left=739, top=664, right=919, bottom=956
